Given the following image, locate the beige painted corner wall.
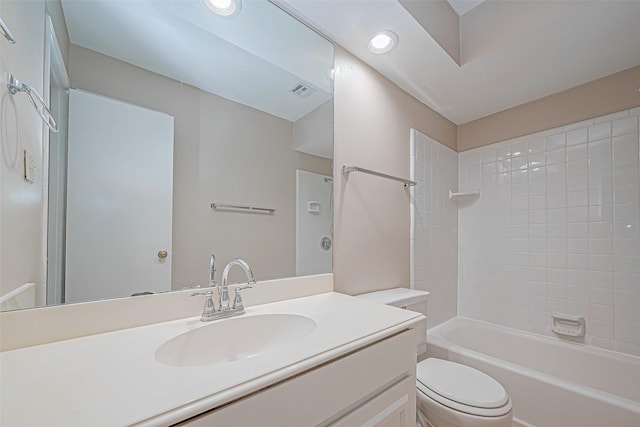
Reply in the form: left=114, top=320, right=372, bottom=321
left=332, top=46, right=456, bottom=296
left=458, top=65, right=640, bottom=151
left=45, top=0, right=70, bottom=68
left=68, top=45, right=331, bottom=289
left=399, top=0, right=460, bottom=65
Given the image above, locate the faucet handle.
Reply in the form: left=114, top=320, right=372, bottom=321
left=190, top=290, right=217, bottom=320
left=232, top=285, right=252, bottom=311
left=209, top=254, right=217, bottom=287
left=190, top=290, right=213, bottom=297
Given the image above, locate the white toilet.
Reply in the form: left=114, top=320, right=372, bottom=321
left=357, top=288, right=512, bottom=427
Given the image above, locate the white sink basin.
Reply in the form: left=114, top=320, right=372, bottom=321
left=155, top=314, right=317, bottom=367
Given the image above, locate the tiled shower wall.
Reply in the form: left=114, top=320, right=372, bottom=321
left=411, top=129, right=458, bottom=328
left=458, top=108, right=640, bottom=356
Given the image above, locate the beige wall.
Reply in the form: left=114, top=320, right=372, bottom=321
left=0, top=1, right=47, bottom=306
left=293, top=100, right=334, bottom=159
left=458, top=65, right=640, bottom=151
left=332, top=46, right=457, bottom=296
left=68, top=45, right=332, bottom=288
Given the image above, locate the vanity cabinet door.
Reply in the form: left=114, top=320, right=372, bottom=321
left=329, top=376, right=416, bottom=427
left=176, top=329, right=416, bottom=427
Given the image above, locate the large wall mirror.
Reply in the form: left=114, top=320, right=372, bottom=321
left=0, top=0, right=334, bottom=311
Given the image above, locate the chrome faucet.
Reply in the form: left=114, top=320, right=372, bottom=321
left=220, top=259, right=256, bottom=311
left=191, top=257, right=256, bottom=322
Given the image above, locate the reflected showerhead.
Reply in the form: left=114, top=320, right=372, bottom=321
left=324, top=177, right=333, bottom=182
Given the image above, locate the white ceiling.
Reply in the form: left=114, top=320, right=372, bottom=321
left=61, top=0, right=333, bottom=122
left=279, top=0, right=640, bottom=124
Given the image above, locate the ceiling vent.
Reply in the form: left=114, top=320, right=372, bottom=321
left=289, top=81, right=316, bottom=99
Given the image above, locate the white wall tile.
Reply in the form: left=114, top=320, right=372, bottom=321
left=589, top=205, right=613, bottom=222
left=511, top=140, right=528, bottom=157
left=616, top=342, right=640, bottom=360
left=567, top=223, right=588, bottom=238
left=458, top=108, right=640, bottom=357
left=547, top=223, right=567, bottom=238
left=590, top=286, right=613, bottom=305
left=612, top=134, right=640, bottom=169
left=528, top=167, right=546, bottom=182
left=588, top=138, right=612, bottom=159
left=589, top=319, right=614, bottom=339
left=536, top=126, right=564, bottom=138
left=592, top=337, right=616, bottom=351
left=612, top=116, right=638, bottom=137
left=495, top=142, right=512, bottom=160
left=614, top=289, right=640, bottom=308
left=528, top=138, right=546, bottom=154
left=480, top=147, right=497, bottom=164
left=614, top=239, right=640, bottom=257
left=616, top=306, right=640, bottom=326
left=548, top=253, right=567, bottom=269
left=589, top=270, right=613, bottom=288
left=546, top=148, right=566, bottom=165
left=590, top=303, right=614, bottom=322
left=563, top=119, right=593, bottom=132
left=589, top=238, right=612, bottom=255
left=568, top=238, right=588, bottom=254
left=512, top=156, right=528, bottom=171
left=589, top=187, right=614, bottom=205
left=566, top=128, right=588, bottom=146
left=593, top=110, right=629, bottom=124
left=567, top=159, right=588, bottom=177
left=567, top=190, right=588, bottom=207
left=567, top=144, right=588, bottom=161
left=567, top=268, right=588, bottom=284
left=548, top=238, right=566, bottom=253
left=568, top=285, right=588, bottom=302
left=546, top=133, right=566, bottom=150
left=588, top=123, right=611, bottom=141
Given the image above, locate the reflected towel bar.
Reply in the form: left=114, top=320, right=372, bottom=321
left=211, top=203, right=275, bottom=214
left=7, top=73, right=58, bottom=132
left=0, top=17, right=16, bottom=44
left=342, top=165, right=417, bottom=188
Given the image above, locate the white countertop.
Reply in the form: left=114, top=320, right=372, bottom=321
left=0, top=292, right=423, bottom=426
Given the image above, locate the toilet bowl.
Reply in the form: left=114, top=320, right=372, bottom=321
left=416, top=358, right=512, bottom=427
left=357, top=289, right=513, bottom=427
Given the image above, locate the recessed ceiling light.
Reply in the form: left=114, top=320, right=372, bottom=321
left=202, top=0, right=241, bottom=17
left=366, top=31, right=398, bottom=54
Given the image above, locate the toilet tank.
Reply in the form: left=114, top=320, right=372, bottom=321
left=356, top=288, right=429, bottom=356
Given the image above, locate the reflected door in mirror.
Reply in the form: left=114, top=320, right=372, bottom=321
left=64, top=90, right=174, bottom=303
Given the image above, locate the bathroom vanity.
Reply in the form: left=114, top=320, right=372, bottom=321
left=0, top=290, right=423, bottom=426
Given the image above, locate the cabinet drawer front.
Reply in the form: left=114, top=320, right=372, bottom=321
left=177, top=329, right=416, bottom=427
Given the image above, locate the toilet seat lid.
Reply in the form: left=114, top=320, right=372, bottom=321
left=417, top=358, right=509, bottom=409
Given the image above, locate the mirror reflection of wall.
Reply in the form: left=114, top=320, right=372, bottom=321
left=0, top=0, right=334, bottom=311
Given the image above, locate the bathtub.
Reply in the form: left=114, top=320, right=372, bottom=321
left=426, top=317, right=640, bottom=427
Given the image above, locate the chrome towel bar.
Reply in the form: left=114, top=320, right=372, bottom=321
left=0, top=17, right=16, bottom=44
left=211, top=203, right=275, bottom=214
left=7, top=73, right=58, bottom=132
left=342, top=165, right=417, bottom=188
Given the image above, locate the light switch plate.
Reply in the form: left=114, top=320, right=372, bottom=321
left=23, top=149, right=36, bottom=183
